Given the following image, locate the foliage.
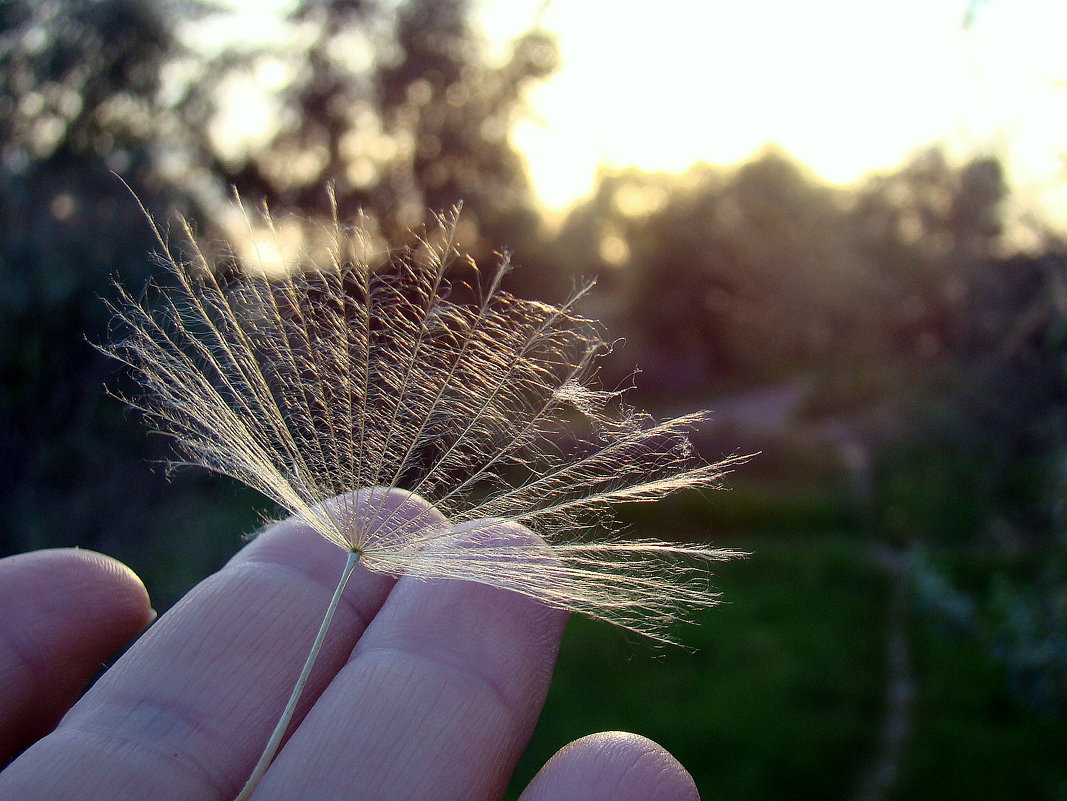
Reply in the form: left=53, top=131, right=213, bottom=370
left=554, top=148, right=1007, bottom=398
left=987, top=561, right=1067, bottom=716
left=510, top=535, right=890, bottom=801
left=0, top=0, right=198, bottom=165
left=0, top=0, right=216, bottom=561
left=2, top=0, right=1066, bottom=795
left=220, top=0, right=559, bottom=287
left=873, top=230, right=1067, bottom=712
left=891, top=571, right=1067, bottom=801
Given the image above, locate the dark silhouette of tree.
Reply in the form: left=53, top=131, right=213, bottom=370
left=221, top=0, right=559, bottom=291
left=553, top=147, right=1016, bottom=414
left=849, top=149, right=1006, bottom=366
left=0, top=0, right=236, bottom=582
left=2, top=0, right=171, bottom=164
left=557, top=151, right=867, bottom=394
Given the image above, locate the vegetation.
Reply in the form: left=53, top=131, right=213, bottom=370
left=513, top=534, right=1067, bottom=801
left=512, top=535, right=890, bottom=801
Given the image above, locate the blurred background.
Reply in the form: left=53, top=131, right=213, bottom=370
left=2, top=0, right=1066, bottom=798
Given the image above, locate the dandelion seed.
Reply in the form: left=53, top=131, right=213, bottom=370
left=104, top=196, right=747, bottom=800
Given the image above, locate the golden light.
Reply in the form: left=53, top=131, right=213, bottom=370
left=488, top=0, right=1067, bottom=221
left=206, top=0, right=1067, bottom=224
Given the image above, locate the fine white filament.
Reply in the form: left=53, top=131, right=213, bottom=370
left=105, top=200, right=745, bottom=798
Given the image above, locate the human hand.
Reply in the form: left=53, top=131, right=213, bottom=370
left=0, top=506, right=699, bottom=800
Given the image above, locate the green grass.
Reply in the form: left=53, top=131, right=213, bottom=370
left=508, top=530, right=1067, bottom=800
left=888, top=596, right=1067, bottom=801
left=109, top=481, right=277, bottom=612
left=620, top=480, right=862, bottom=536
left=510, top=534, right=890, bottom=800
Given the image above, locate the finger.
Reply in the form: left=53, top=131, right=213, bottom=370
left=0, top=548, right=152, bottom=764
left=518, top=732, right=700, bottom=801
left=252, top=520, right=569, bottom=801
left=0, top=489, right=438, bottom=801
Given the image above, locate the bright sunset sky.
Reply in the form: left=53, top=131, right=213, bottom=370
left=209, top=0, right=1067, bottom=224
left=482, top=0, right=1067, bottom=221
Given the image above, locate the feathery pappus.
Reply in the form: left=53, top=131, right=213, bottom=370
left=104, top=199, right=747, bottom=643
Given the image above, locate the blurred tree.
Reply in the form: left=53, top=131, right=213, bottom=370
left=895, top=236, right=1067, bottom=713
left=849, top=148, right=1006, bottom=367
left=220, top=0, right=560, bottom=296
left=0, top=0, right=236, bottom=582
left=3, top=0, right=172, bottom=165
left=855, top=151, right=1067, bottom=549
left=556, top=148, right=1012, bottom=406
left=557, top=151, right=866, bottom=395
left=559, top=146, right=1067, bottom=712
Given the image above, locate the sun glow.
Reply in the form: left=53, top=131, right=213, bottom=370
left=480, top=0, right=1067, bottom=219
left=202, top=0, right=1067, bottom=223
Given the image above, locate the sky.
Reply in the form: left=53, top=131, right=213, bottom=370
left=479, top=0, right=1067, bottom=223
left=206, top=0, right=1067, bottom=225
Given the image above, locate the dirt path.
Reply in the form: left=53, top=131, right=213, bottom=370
left=855, top=546, right=915, bottom=801
left=704, top=379, right=917, bottom=800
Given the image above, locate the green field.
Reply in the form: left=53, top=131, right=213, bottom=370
left=509, top=533, right=1067, bottom=801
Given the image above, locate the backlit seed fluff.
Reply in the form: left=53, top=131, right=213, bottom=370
left=104, top=202, right=746, bottom=643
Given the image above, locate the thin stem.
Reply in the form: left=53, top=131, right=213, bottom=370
left=234, top=549, right=361, bottom=801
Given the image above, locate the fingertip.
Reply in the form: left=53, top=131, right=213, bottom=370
left=0, top=548, right=154, bottom=761
left=68, top=548, right=154, bottom=626
left=520, top=731, right=700, bottom=801
left=2, top=547, right=153, bottom=634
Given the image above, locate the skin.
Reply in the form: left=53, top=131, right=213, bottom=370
left=0, top=491, right=699, bottom=800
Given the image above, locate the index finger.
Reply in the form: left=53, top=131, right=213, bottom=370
left=251, top=520, right=568, bottom=800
